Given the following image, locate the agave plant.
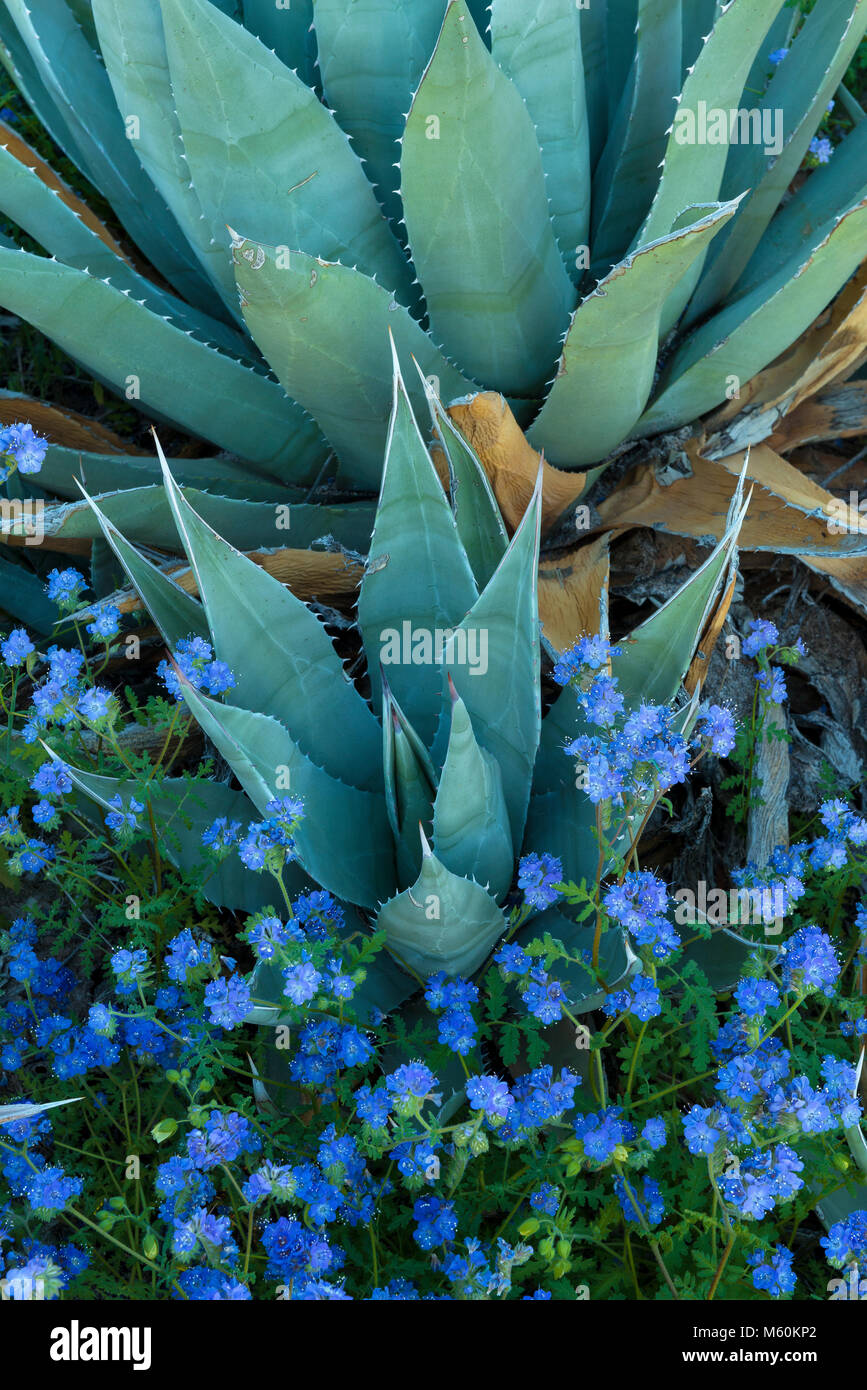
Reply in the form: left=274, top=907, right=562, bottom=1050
left=0, top=0, right=866, bottom=632
left=46, top=357, right=748, bottom=1030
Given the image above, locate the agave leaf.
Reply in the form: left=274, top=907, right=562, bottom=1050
left=159, top=0, right=414, bottom=306
left=312, top=0, right=444, bottom=229
left=3, top=0, right=206, bottom=301
left=522, top=781, right=597, bottom=886
left=0, top=137, right=248, bottom=354
left=42, top=753, right=292, bottom=913
left=155, top=447, right=383, bottom=792
left=175, top=681, right=396, bottom=909
left=701, top=264, right=867, bottom=432
left=591, top=0, right=682, bottom=271
left=250, top=941, right=417, bottom=1027
left=609, top=479, right=746, bottom=706
left=0, top=248, right=327, bottom=477
left=741, top=4, right=797, bottom=99
left=382, top=682, right=437, bottom=889
left=92, top=0, right=246, bottom=316
left=31, top=486, right=375, bottom=555
left=605, top=0, right=638, bottom=122
left=687, top=0, right=867, bottom=322
left=465, top=0, right=491, bottom=35
left=636, top=0, right=786, bottom=335
left=0, top=1096, right=81, bottom=1126
left=677, top=927, right=765, bottom=992
left=638, top=197, right=867, bottom=435
left=0, top=118, right=122, bottom=257
left=435, top=469, right=542, bottom=846
left=512, top=902, right=637, bottom=1012
left=233, top=238, right=471, bottom=486
left=375, top=832, right=508, bottom=978
left=490, top=0, right=591, bottom=273
left=345, top=948, right=421, bottom=1024
left=34, top=445, right=298, bottom=504
left=0, top=553, right=59, bottom=634
left=0, top=4, right=90, bottom=166
left=528, top=201, right=741, bottom=467
left=680, top=0, right=720, bottom=80
left=78, top=484, right=211, bottom=647
left=401, top=0, right=575, bottom=396
left=725, top=118, right=867, bottom=305
left=243, top=0, right=317, bottom=85
left=816, top=1179, right=867, bottom=1234
left=90, top=536, right=124, bottom=598
left=580, top=0, right=608, bottom=166
left=419, top=374, right=508, bottom=589
left=433, top=680, right=514, bottom=901
left=447, top=391, right=587, bottom=534
left=358, top=347, right=478, bottom=743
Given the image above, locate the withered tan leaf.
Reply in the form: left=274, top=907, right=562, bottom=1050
left=538, top=534, right=610, bottom=653
left=446, top=391, right=587, bottom=534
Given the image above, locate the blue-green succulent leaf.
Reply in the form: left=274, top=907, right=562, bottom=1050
left=233, top=237, right=472, bottom=487
left=374, top=832, right=508, bottom=977
left=0, top=139, right=248, bottom=355
left=0, top=248, right=327, bottom=477
left=433, top=682, right=514, bottom=900
left=727, top=116, right=867, bottom=302
left=312, top=0, right=444, bottom=228
left=401, top=0, right=575, bottom=396
left=79, top=483, right=210, bottom=648
left=157, top=447, right=383, bottom=792
left=175, top=680, right=396, bottom=909
left=43, top=755, right=292, bottom=913
left=0, top=553, right=59, bottom=634
left=635, top=0, right=786, bottom=335
left=638, top=196, right=867, bottom=434
left=358, top=345, right=478, bottom=744
left=437, top=467, right=542, bottom=846
left=42, top=486, right=374, bottom=555
left=591, top=0, right=682, bottom=271
left=580, top=0, right=608, bottom=166
left=490, top=0, right=591, bottom=274
left=92, top=0, right=247, bottom=315
left=159, top=0, right=414, bottom=306
left=529, top=200, right=741, bottom=467
left=382, top=681, right=437, bottom=889
left=29, top=438, right=298, bottom=503
left=687, top=0, right=867, bottom=323
left=512, top=903, right=637, bottom=1012
left=419, top=371, right=508, bottom=591
left=611, top=480, right=746, bottom=704
left=243, top=0, right=317, bottom=85
left=3, top=0, right=207, bottom=301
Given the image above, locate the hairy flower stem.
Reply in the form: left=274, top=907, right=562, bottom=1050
left=707, top=1234, right=735, bottom=1300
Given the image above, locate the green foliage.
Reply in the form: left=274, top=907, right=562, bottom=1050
left=0, top=0, right=864, bottom=523
left=63, top=355, right=744, bottom=1010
